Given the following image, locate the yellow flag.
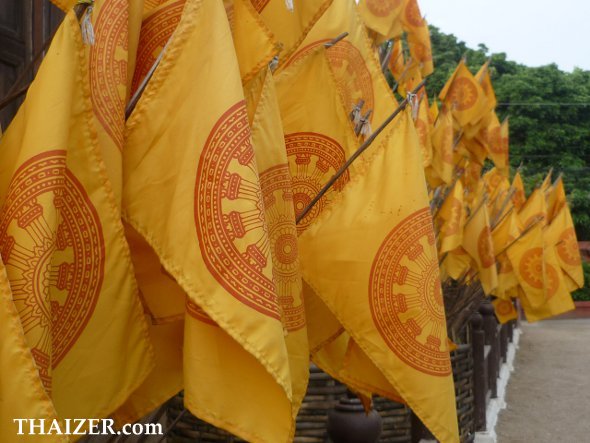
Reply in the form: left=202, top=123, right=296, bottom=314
left=443, top=246, right=472, bottom=281
left=462, top=201, right=498, bottom=294
left=388, top=38, right=405, bottom=80
left=0, top=259, right=64, bottom=443
left=122, top=0, right=294, bottom=439
left=285, top=0, right=399, bottom=130
left=357, top=0, right=404, bottom=39
left=492, top=298, right=518, bottom=324
left=402, top=0, right=433, bottom=77
left=518, top=244, right=575, bottom=322
left=299, top=110, right=459, bottom=443
left=546, top=206, right=584, bottom=289
left=256, top=0, right=333, bottom=62
left=429, top=106, right=454, bottom=184
left=247, top=68, right=310, bottom=424
left=274, top=48, right=358, bottom=231
left=519, top=188, right=547, bottom=229
left=430, top=98, right=439, bottom=123
left=437, top=180, right=465, bottom=254
left=475, top=60, right=497, bottom=111
left=479, top=112, right=507, bottom=171
left=50, top=0, right=75, bottom=11
left=492, top=210, right=520, bottom=298
left=541, top=169, right=553, bottom=193
left=0, top=11, right=153, bottom=419
left=439, top=60, right=488, bottom=128
left=506, top=223, right=547, bottom=309
left=414, top=96, right=433, bottom=167
left=546, top=176, right=567, bottom=223
left=511, top=171, right=526, bottom=211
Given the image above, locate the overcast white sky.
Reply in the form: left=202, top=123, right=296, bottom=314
left=418, top=0, right=590, bottom=72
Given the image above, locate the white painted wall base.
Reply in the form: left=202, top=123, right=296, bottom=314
left=474, top=328, right=521, bottom=443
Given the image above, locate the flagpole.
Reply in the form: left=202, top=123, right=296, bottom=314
left=295, top=79, right=427, bottom=224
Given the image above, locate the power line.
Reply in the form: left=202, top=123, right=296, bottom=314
left=497, top=102, right=590, bottom=107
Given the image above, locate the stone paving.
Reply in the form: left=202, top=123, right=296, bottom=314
left=496, top=319, right=590, bottom=443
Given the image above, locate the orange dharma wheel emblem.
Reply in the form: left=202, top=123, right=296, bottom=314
left=89, top=0, right=129, bottom=150
left=259, top=164, right=305, bottom=332
left=495, top=299, right=514, bottom=316
left=487, top=126, right=504, bottom=154
left=518, top=247, right=544, bottom=289
left=0, top=151, right=105, bottom=392
left=366, top=0, right=402, bottom=17
left=557, top=227, right=581, bottom=266
left=544, top=262, right=560, bottom=300
left=369, top=208, right=451, bottom=377
left=194, top=102, right=280, bottom=320
left=410, top=41, right=432, bottom=64
left=446, top=77, right=478, bottom=112
left=285, top=132, right=350, bottom=234
left=478, top=226, right=495, bottom=267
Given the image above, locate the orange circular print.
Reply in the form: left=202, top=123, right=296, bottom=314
left=259, top=164, right=305, bottom=332
left=0, top=151, right=105, bottom=392
left=131, top=0, right=186, bottom=95
left=366, top=0, right=402, bottom=17
left=557, top=227, right=581, bottom=266
left=369, top=207, right=451, bottom=377
left=90, top=0, right=128, bottom=150
left=410, top=41, right=432, bottom=64
left=404, top=0, right=424, bottom=27
left=478, top=226, right=495, bottom=267
left=441, top=125, right=454, bottom=164
left=495, top=299, right=514, bottom=316
left=285, top=132, right=349, bottom=234
left=194, top=101, right=280, bottom=320
left=446, top=77, right=478, bottom=112
left=286, top=40, right=375, bottom=121
left=518, top=247, right=543, bottom=289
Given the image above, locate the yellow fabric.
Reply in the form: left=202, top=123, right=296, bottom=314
left=274, top=47, right=359, bottom=230
left=257, top=0, right=333, bottom=62
left=443, top=247, right=471, bottom=280
left=439, top=60, right=488, bottom=128
left=430, top=107, right=454, bottom=184
left=414, top=96, right=433, bottom=167
left=437, top=180, right=465, bottom=254
left=246, top=68, right=310, bottom=425
left=546, top=207, right=584, bottom=289
left=492, top=210, right=520, bottom=298
left=462, top=202, right=498, bottom=294
left=357, top=0, right=404, bottom=39
left=122, top=1, right=293, bottom=440
left=0, top=12, right=153, bottom=419
left=541, top=169, right=553, bottom=193
left=403, top=4, right=433, bottom=77
left=518, top=188, right=547, bottom=230
left=86, top=0, right=142, bottom=206
left=430, top=99, right=439, bottom=123
left=299, top=110, right=459, bottom=443
left=229, top=0, right=279, bottom=84
left=492, top=298, right=518, bottom=324
left=546, top=177, right=567, bottom=223
left=475, top=61, right=497, bottom=111
left=0, top=260, right=65, bottom=443
left=519, top=244, right=575, bottom=322
left=511, top=171, right=526, bottom=211
left=388, top=38, right=405, bottom=80
left=479, top=112, right=507, bottom=171
left=284, top=0, right=399, bottom=130
left=506, top=224, right=547, bottom=309
left=397, top=58, right=423, bottom=97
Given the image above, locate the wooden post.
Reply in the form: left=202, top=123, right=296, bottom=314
left=480, top=301, right=499, bottom=399
left=470, top=311, right=487, bottom=431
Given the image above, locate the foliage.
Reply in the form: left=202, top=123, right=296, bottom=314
left=426, top=26, right=590, bottom=239
left=572, top=261, right=590, bottom=302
